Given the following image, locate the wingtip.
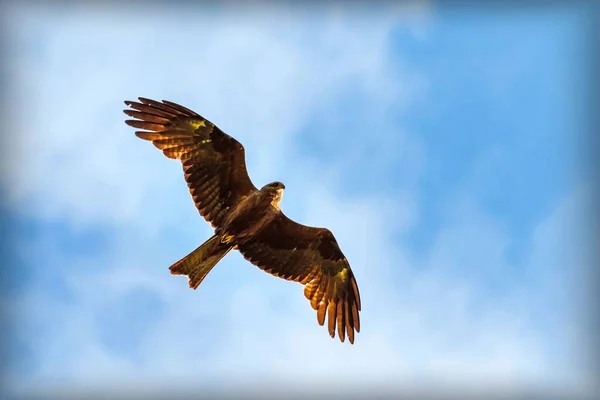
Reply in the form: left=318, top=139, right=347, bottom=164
left=134, top=131, right=152, bottom=140
left=138, top=96, right=154, bottom=104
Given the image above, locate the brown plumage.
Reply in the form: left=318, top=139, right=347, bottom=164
left=124, top=97, right=361, bottom=344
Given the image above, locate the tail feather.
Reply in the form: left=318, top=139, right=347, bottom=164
left=169, top=234, right=232, bottom=289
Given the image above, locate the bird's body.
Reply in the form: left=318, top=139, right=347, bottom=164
left=124, top=98, right=361, bottom=343
left=218, top=183, right=284, bottom=244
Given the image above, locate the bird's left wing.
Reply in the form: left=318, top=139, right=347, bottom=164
left=124, top=98, right=257, bottom=228
left=236, top=212, right=361, bottom=344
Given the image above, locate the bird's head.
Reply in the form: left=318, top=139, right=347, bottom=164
left=261, top=181, right=285, bottom=209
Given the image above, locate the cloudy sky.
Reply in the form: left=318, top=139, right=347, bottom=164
left=1, top=1, right=597, bottom=398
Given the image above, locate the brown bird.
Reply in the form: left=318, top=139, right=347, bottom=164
left=124, top=98, right=361, bottom=343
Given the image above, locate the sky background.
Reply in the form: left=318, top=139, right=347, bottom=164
left=1, top=1, right=598, bottom=398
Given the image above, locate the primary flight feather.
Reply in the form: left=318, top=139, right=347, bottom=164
left=124, top=97, right=361, bottom=344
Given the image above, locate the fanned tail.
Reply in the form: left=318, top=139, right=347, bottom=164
left=169, top=234, right=232, bottom=289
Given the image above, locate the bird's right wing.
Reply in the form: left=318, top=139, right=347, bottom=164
left=124, top=98, right=257, bottom=228
left=236, top=211, right=361, bottom=344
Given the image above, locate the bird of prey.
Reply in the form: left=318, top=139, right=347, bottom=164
left=123, top=98, right=361, bottom=343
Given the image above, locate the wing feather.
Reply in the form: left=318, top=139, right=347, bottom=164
left=237, top=212, right=361, bottom=344
left=327, top=300, right=337, bottom=337
left=124, top=98, right=257, bottom=228
left=337, top=301, right=345, bottom=342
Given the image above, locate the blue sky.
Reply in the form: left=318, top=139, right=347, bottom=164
left=1, top=1, right=597, bottom=397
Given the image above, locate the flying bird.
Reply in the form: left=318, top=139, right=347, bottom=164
left=123, top=97, right=361, bottom=343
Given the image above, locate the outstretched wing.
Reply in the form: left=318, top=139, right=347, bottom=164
left=124, top=98, right=257, bottom=228
left=237, top=212, right=361, bottom=344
